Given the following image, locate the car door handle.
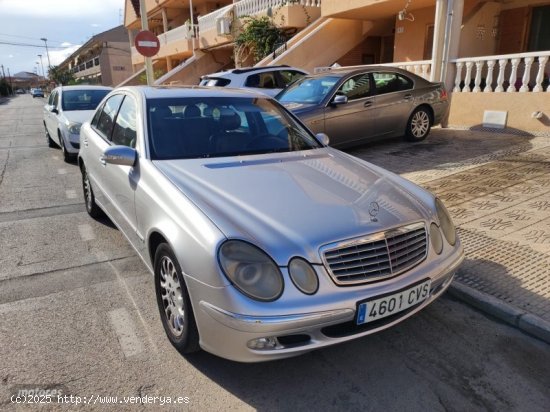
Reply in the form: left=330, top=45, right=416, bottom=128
left=404, top=93, right=413, bottom=101
left=82, top=138, right=88, bottom=147
left=99, top=156, right=106, bottom=166
left=364, top=100, right=373, bottom=108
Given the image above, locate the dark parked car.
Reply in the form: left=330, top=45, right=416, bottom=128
left=277, top=66, right=449, bottom=146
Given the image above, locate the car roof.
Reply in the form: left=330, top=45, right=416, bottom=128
left=307, top=66, right=427, bottom=79
left=58, top=85, right=113, bottom=91
left=204, top=65, right=305, bottom=78
left=116, top=85, right=271, bottom=99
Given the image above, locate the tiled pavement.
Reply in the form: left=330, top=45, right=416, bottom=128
left=349, top=128, right=550, bottom=325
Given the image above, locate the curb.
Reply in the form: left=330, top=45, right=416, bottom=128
left=448, top=282, right=550, bottom=345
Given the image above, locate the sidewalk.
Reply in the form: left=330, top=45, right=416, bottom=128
left=349, top=128, right=550, bottom=343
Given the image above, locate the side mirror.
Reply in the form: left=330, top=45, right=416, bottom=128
left=316, top=133, right=330, bottom=146
left=50, top=106, right=58, bottom=114
left=102, top=145, right=137, bottom=167
left=331, top=94, right=348, bottom=106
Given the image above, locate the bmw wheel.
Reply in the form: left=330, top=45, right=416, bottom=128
left=405, top=107, right=432, bottom=142
left=81, top=165, right=102, bottom=218
left=154, top=243, right=200, bottom=355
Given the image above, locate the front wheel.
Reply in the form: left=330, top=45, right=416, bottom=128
left=81, top=165, right=102, bottom=218
left=45, top=125, right=56, bottom=148
left=154, top=244, right=200, bottom=355
left=405, top=107, right=432, bottom=142
left=59, top=135, right=74, bottom=163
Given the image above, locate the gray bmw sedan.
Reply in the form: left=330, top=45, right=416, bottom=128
left=277, top=67, right=449, bottom=147
left=79, top=86, right=463, bottom=362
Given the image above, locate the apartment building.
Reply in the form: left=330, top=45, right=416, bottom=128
left=58, top=26, right=133, bottom=87
left=123, top=0, right=549, bottom=132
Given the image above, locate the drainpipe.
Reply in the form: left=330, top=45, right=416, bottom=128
left=189, top=0, right=195, bottom=56
left=431, top=0, right=448, bottom=82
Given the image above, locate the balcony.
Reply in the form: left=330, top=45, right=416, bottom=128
left=131, top=24, right=196, bottom=65
left=198, top=0, right=322, bottom=50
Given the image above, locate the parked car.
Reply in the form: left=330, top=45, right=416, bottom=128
left=16, top=88, right=25, bottom=94
left=31, top=88, right=44, bottom=98
left=277, top=66, right=449, bottom=146
left=199, top=65, right=307, bottom=97
left=78, top=86, right=463, bottom=362
left=43, top=85, right=112, bottom=162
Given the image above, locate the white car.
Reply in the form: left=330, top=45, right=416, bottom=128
left=199, top=65, right=307, bottom=97
left=43, top=85, right=112, bottom=162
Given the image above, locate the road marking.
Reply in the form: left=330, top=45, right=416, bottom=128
left=108, top=308, right=144, bottom=358
left=66, top=189, right=77, bottom=199
left=108, top=261, right=158, bottom=354
left=52, top=155, right=59, bottom=160
left=57, top=168, right=67, bottom=175
left=77, top=223, right=95, bottom=241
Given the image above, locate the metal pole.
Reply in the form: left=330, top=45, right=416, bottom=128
left=38, top=54, right=45, bottom=78
left=139, top=0, right=155, bottom=85
left=7, top=68, right=13, bottom=95
left=0, top=64, right=5, bottom=79
left=40, top=38, right=52, bottom=73
left=189, top=0, right=195, bottom=54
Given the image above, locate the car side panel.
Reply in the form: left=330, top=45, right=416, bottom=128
left=375, top=91, right=415, bottom=137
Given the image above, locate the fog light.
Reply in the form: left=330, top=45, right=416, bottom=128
left=430, top=223, right=443, bottom=255
left=247, top=337, right=282, bottom=350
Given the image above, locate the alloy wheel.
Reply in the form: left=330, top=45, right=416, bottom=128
left=159, top=256, right=185, bottom=337
left=410, top=110, right=430, bottom=138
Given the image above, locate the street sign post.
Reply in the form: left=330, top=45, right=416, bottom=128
left=137, top=0, right=158, bottom=86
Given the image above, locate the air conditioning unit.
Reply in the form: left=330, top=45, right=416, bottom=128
left=216, top=17, right=231, bottom=35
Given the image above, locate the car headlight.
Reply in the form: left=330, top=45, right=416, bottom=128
left=218, top=240, right=284, bottom=302
left=288, top=258, right=319, bottom=295
left=430, top=223, right=443, bottom=255
left=435, top=198, right=456, bottom=246
left=67, top=122, right=82, bottom=135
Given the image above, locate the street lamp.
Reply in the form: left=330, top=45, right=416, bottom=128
left=40, top=37, right=51, bottom=73
left=37, top=54, right=45, bottom=78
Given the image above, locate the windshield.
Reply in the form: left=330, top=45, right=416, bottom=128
left=61, top=89, right=110, bottom=111
left=147, top=97, right=321, bottom=160
left=277, top=76, right=340, bottom=104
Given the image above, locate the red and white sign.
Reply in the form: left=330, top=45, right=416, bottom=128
left=134, top=30, right=160, bottom=57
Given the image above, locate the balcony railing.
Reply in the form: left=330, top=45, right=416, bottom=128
left=158, top=24, right=197, bottom=45
left=235, top=0, right=322, bottom=17
left=451, top=51, right=550, bottom=93
left=198, top=4, right=233, bottom=33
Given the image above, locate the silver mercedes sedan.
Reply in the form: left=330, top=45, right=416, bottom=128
left=78, top=86, right=463, bottom=362
left=277, top=67, right=449, bottom=146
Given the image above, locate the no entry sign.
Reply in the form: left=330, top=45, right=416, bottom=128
left=134, top=30, right=160, bottom=57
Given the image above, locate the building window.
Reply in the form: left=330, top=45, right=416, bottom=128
left=528, top=6, right=550, bottom=52
left=94, top=57, right=100, bottom=66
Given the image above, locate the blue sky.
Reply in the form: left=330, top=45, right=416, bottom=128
left=0, top=0, right=125, bottom=76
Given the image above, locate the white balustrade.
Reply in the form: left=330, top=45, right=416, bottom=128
left=375, top=60, right=432, bottom=80
left=158, top=24, right=194, bottom=46
left=451, top=51, right=550, bottom=93
left=198, top=4, right=233, bottom=33
left=483, top=60, right=495, bottom=93
left=533, top=56, right=548, bottom=92
left=235, top=0, right=321, bottom=17
left=463, top=61, right=473, bottom=92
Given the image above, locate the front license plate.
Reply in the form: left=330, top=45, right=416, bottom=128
left=356, top=279, right=431, bottom=325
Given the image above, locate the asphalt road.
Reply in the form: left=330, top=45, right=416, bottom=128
left=0, top=95, right=548, bottom=411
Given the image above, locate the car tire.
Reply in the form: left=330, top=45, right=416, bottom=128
left=59, top=133, right=74, bottom=163
left=154, top=243, right=200, bottom=355
left=81, top=165, right=103, bottom=219
left=45, top=125, right=56, bottom=148
left=405, top=106, right=432, bottom=142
